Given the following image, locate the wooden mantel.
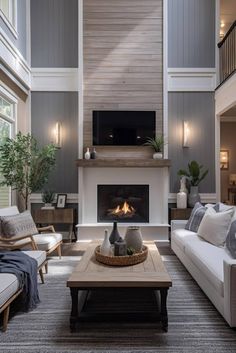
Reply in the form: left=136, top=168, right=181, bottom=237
left=76, top=158, right=171, bottom=168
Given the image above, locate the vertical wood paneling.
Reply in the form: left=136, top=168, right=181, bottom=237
left=83, top=0, right=163, bottom=153
left=31, top=92, right=78, bottom=193
left=31, top=0, right=78, bottom=68
left=168, top=92, right=215, bottom=193
left=168, top=0, right=215, bottom=68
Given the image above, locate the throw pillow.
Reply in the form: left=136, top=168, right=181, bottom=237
left=185, top=202, right=207, bottom=232
left=197, top=207, right=234, bottom=247
left=226, top=219, right=236, bottom=259
left=0, top=210, right=38, bottom=239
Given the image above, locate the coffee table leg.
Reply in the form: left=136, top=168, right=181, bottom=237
left=70, top=288, right=79, bottom=332
left=160, top=288, right=168, bottom=332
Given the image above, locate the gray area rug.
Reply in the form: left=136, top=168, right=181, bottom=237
left=1, top=255, right=236, bottom=353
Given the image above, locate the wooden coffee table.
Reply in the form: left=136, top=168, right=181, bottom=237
left=67, top=241, right=172, bottom=331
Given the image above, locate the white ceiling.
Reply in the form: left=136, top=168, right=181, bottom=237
left=220, top=0, right=236, bottom=36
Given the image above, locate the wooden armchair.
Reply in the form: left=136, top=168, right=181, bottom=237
left=0, top=206, right=62, bottom=259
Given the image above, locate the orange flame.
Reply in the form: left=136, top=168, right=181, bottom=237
left=108, top=201, right=136, bottom=217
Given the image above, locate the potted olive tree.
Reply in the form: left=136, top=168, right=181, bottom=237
left=178, top=160, right=208, bottom=207
left=0, top=132, right=57, bottom=210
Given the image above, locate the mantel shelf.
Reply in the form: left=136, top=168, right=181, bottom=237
left=76, top=158, right=171, bottom=168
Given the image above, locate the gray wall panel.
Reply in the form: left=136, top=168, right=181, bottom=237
left=31, top=0, right=78, bottom=68
left=31, top=92, right=78, bottom=193
left=0, top=0, right=27, bottom=58
left=168, top=0, right=215, bottom=67
left=168, top=92, right=215, bottom=193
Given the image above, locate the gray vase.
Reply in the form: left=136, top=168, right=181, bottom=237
left=124, top=226, right=143, bottom=252
left=188, top=186, right=201, bottom=208
left=109, top=221, right=121, bottom=244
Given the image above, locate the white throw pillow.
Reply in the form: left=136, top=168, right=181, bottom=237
left=197, top=207, right=234, bottom=247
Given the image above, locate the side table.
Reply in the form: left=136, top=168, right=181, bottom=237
left=170, top=208, right=192, bottom=221
left=32, top=208, right=76, bottom=242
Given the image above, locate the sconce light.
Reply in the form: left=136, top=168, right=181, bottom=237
left=220, top=150, right=229, bottom=170
left=183, top=121, right=190, bottom=148
left=230, top=174, right=236, bottom=185
left=54, top=122, right=62, bottom=148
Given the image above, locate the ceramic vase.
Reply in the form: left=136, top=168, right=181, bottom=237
left=91, top=148, right=97, bottom=159
left=84, top=147, right=90, bottom=160
left=177, top=191, right=187, bottom=209
left=100, top=229, right=111, bottom=256
left=153, top=152, right=162, bottom=159
left=109, top=221, right=121, bottom=244
left=124, top=226, right=143, bottom=252
left=188, top=186, right=201, bottom=207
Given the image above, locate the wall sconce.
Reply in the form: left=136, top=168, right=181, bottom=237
left=220, top=150, right=229, bottom=170
left=54, top=122, right=62, bottom=148
left=183, top=121, right=190, bottom=148
left=230, top=174, right=236, bottom=185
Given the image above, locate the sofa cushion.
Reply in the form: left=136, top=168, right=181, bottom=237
left=185, top=240, right=233, bottom=296
left=185, top=202, right=207, bottom=232
left=0, top=274, right=19, bottom=307
left=171, top=228, right=198, bottom=252
left=33, top=233, right=62, bottom=251
left=197, top=207, right=234, bottom=247
left=226, top=219, right=236, bottom=259
left=22, top=250, right=46, bottom=267
left=0, top=211, right=38, bottom=239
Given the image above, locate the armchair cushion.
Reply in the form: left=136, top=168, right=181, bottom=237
left=33, top=233, right=62, bottom=251
left=0, top=211, right=38, bottom=239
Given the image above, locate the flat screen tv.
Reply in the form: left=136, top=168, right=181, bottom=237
left=93, top=110, right=155, bottom=146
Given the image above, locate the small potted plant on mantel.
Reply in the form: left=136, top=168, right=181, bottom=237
left=144, top=135, right=165, bottom=159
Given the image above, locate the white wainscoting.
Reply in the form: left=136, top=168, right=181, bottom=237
left=168, top=193, right=217, bottom=204
left=0, top=28, right=30, bottom=88
left=30, top=193, right=78, bottom=204
left=168, top=68, right=216, bottom=92
left=31, top=68, right=79, bottom=91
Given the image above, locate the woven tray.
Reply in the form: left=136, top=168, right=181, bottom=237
left=94, top=245, right=148, bottom=266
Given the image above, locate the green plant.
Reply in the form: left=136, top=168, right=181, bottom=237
left=127, top=247, right=135, bottom=256
left=42, top=190, right=55, bottom=204
left=0, top=132, right=57, bottom=210
left=144, top=136, right=165, bottom=152
left=178, top=160, right=208, bottom=186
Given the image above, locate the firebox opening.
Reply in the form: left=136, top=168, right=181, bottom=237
left=97, top=185, right=149, bottom=223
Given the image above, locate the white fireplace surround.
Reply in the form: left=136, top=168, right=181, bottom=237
left=77, top=166, right=170, bottom=240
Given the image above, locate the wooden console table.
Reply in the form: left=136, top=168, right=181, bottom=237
left=32, top=208, right=76, bottom=242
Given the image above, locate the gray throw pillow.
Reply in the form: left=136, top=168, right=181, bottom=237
left=185, top=202, right=207, bottom=233
left=226, top=220, right=236, bottom=259
left=0, top=210, right=38, bottom=239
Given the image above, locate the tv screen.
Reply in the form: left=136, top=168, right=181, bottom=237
left=93, top=111, right=155, bottom=146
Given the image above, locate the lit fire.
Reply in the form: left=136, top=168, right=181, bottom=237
left=108, top=201, right=136, bottom=218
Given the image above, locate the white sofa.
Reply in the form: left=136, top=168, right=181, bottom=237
left=0, top=250, right=47, bottom=332
left=171, top=220, right=236, bottom=327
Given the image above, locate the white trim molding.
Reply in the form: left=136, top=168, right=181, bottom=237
left=31, top=68, right=79, bottom=91
left=168, top=193, right=217, bottom=204
left=0, top=0, right=18, bottom=39
left=215, top=71, right=236, bottom=115
left=0, top=27, right=30, bottom=88
left=168, top=68, right=216, bottom=92
left=30, top=193, right=79, bottom=204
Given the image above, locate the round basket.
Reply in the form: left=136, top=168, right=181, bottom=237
left=94, top=245, right=148, bottom=266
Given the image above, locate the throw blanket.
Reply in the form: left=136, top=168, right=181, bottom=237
left=0, top=251, right=40, bottom=311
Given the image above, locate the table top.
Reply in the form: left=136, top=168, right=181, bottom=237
left=67, top=241, right=172, bottom=289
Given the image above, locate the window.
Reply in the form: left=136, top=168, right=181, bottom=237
left=0, top=0, right=17, bottom=37
left=0, top=87, right=16, bottom=208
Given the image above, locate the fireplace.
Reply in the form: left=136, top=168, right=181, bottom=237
left=97, top=185, right=149, bottom=223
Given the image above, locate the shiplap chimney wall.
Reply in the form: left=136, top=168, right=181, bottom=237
left=83, top=0, right=163, bottom=155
